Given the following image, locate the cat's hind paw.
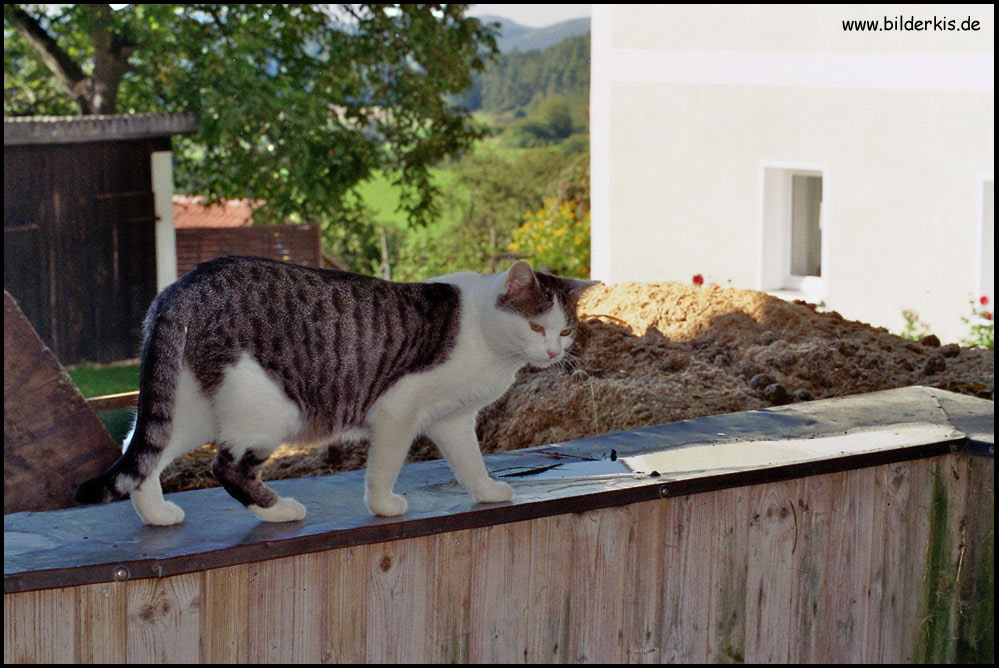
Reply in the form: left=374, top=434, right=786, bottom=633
left=365, top=492, right=408, bottom=517
left=249, top=496, right=307, bottom=523
left=134, top=499, right=186, bottom=526
left=471, top=479, right=515, bottom=504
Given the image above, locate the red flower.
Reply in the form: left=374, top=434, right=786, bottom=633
left=984, top=311, right=993, bottom=321
left=980, top=295, right=990, bottom=306
left=692, top=274, right=704, bottom=286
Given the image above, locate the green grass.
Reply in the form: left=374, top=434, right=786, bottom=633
left=352, top=136, right=545, bottom=236
left=66, top=363, right=140, bottom=445
left=65, top=362, right=140, bottom=398
left=354, top=167, right=467, bottom=233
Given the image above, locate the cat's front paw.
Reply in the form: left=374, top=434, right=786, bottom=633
left=365, top=492, right=408, bottom=517
left=471, top=479, right=515, bottom=504
left=249, top=497, right=307, bottom=522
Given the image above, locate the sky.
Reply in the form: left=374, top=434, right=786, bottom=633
left=466, top=4, right=591, bottom=28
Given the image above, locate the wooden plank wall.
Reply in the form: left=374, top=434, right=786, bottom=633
left=175, top=225, right=322, bottom=278
left=3, top=139, right=164, bottom=364
left=4, top=452, right=993, bottom=663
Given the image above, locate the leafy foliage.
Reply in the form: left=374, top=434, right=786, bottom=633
left=500, top=94, right=581, bottom=149
left=4, top=4, right=498, bottom=229
left=508, top=151, right=590, bottom=277
left=961, top=296, right=994, bottom=349
left=898, top=309, right=931, bottom=341
left=390, top=147, right=570, bottom=280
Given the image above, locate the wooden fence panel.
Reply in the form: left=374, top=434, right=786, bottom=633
left=328, top=545, right=369, bottom=663
left=3, top=453, right=994, bottom=663
left=124, top=572, right=201, bottom=663
left=523, top=514, right=573, bottom=663
left=432, top=528, right=475, bottom=663
left=620, top=501, right=667, bottom=663
left=706, top=485, right=750, bottom=663
left=3, top=587, right=76, bottom=663
left=201, top=565, right=249, bottom=663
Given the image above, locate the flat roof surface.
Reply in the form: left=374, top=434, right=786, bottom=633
left=4, top=112, right=198, bottom=146
left=4, top=385, right=993, bottom=594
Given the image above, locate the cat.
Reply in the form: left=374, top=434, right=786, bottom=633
left=75, top=255, right=597, bottom=526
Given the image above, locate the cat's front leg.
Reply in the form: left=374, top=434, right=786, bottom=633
left=364, top=413, right=416, bottom=516
left=425, top=410, right=514, bottom=505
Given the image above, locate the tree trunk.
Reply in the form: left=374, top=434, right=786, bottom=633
left=5, top=4, right=134, bottom=115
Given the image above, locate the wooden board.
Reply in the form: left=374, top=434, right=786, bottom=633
left=3, top=290, right=119, bottom=514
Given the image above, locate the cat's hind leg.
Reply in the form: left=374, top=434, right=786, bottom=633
left=210, top=353, right=306, bottom=522
left=129, top=366, right=214, bottom=526
left=211, top=447, right=305, bottom=522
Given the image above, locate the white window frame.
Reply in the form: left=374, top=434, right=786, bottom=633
left=758, top=161, right=828, bottom=303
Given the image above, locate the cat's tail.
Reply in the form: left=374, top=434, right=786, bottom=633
left=75, top=284, right=190, bottom=505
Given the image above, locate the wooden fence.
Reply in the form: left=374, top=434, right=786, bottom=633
left=4, top=387, right=994, bottom=663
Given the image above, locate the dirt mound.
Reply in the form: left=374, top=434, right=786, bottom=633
left=160, top=281, right=994, bottom=493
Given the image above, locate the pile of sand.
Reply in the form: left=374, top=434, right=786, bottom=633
left=161, top=281, right=994, bottom=493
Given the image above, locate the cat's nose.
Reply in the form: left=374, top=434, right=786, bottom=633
left=547, top=350, right=559, bottom=359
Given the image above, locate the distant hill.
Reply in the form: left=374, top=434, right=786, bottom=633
left=476, top=15, right=590, bottom=53
left=459, top=32, right=590, bottom=115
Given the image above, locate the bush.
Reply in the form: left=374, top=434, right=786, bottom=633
left=509, top=197, right=590, bottom=278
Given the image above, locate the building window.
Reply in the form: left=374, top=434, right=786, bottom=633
left=789, top=174, right=823, bottom=278
left=759, top=164, right=826, bottom=301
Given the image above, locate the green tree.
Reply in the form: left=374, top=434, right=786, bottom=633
left=4, top=4, right=498, bottom=229
left=509, top=150, right=590, bottom=277
left=536, top=95, right=572, bottom=139
left=391, top=148, right=567, bottom=280
left=463, top=33, right=589, bottom=117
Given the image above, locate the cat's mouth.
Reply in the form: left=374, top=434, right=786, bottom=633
left=528, top=353, right=564, bottom=369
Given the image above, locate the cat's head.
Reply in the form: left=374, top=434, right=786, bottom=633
left=488, top=261, right=600, bottom=368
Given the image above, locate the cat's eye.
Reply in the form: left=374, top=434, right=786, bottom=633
left=559, top=327, right=574, bottom=337
left=529, top=322, right=545, bottom=334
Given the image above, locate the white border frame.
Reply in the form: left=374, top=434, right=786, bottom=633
left=974, top=172, right=994, bottom=302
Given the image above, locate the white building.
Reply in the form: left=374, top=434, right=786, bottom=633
left=590, top=4, right=994, bottom=344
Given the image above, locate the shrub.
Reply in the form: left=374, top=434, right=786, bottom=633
left=961, top=295, right=994, bottom=349
left=509, top=197, right=590, bottom=278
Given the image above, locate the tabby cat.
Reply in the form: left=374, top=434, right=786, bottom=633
left=76, top=256, right=596, bottom=525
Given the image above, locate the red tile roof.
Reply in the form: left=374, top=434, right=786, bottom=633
left=172, top=194, right=264, bottom=228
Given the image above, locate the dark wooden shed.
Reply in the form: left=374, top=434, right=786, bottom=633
left=3, top=113, right=197, bottom=364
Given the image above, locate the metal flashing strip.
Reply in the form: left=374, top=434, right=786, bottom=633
left=4, top=386, right=993, bottom=594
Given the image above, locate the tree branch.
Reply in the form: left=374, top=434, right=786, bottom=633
left=4, top=5, right=91, bottom=109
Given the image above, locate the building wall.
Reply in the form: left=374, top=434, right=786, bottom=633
left=591, top=4, right=994, bottom=343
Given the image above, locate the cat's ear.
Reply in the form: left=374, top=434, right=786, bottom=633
left=563, top=277, right=602, bottom=296
left=503, top=260, right=540, bottom=300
